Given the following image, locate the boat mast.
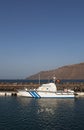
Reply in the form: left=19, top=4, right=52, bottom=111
left=39, top=74, right=40, bottom=85
left=53, top=76, right=56, bottom=84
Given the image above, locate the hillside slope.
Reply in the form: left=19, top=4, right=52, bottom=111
left=27, top=63, right=84, bottom=80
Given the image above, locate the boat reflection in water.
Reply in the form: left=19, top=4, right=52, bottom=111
left=17, top=97, right=32, bottom=107
left=16, top=97, right=75, bottom=130
left=37, top=99, right=57, bottom=115
left=37, top=98, right=75, bottom=116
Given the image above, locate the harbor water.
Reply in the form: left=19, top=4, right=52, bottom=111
left=0, top=97, right=84, bottom=130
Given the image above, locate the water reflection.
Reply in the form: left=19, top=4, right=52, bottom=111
left=37, top=99, right=57, bottom=115
left=37, top=98, right=75, bottom=115
left=17, top=97, right=32, bottom=107
left=17, top=97, right=75, bottom=118
left=0, top=97, right=83, bottom=130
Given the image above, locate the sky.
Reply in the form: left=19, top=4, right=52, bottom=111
left=0, top=0, right=84, bottom=79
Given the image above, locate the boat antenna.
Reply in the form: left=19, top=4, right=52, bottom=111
left=53, top=75, right=57, bottom=84
left=39, top=74, right=40, bottom=85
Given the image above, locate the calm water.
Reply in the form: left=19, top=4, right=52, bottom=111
left=0, top=97, right=84, bottom=130
left=0, top=79, right=84, bottom=84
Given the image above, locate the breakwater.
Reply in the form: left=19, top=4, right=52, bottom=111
left=0, top=82, right=39, bottom=91
left=0, top=80, right=84, bottom=92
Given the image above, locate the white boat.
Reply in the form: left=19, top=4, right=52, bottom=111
left=18, top=82, right=75, bottom=98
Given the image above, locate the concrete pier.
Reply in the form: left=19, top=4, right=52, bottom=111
left=76, top=92, right=84, bottom=96
left=0, top=91, right=17, bottom=96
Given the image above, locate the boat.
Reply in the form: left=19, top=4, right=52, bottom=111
left=18, top=82, right=75, bottom=98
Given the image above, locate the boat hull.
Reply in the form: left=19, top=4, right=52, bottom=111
left=18, top=90, right=74, bottom=98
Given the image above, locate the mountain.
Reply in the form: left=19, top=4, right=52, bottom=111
left=27, top=63, right=84, bottom=80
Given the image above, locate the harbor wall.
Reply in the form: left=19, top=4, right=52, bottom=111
left=0, top=81, right=84, bottom=92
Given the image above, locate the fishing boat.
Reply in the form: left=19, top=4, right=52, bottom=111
left=18, top=82, right=75, bottom=98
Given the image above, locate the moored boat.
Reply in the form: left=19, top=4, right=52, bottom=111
left=18, top=82, right=75, bottom=98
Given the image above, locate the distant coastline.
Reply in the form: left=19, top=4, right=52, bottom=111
left=27, top=62, right=84, bottom=80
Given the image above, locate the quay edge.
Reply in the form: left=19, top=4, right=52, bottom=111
left=0, top=91, right=17, bottom=96
left=76, top=92, right=84, bottom=96
left=0, top=91, right=84, bottom=97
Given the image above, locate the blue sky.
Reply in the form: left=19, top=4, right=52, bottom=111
left=0, top=0, right=84, bottom=79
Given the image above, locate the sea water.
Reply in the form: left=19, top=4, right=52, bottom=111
left=0, top=79, right=84, bottom=84
left=0, top=97, right=84, bottom=130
